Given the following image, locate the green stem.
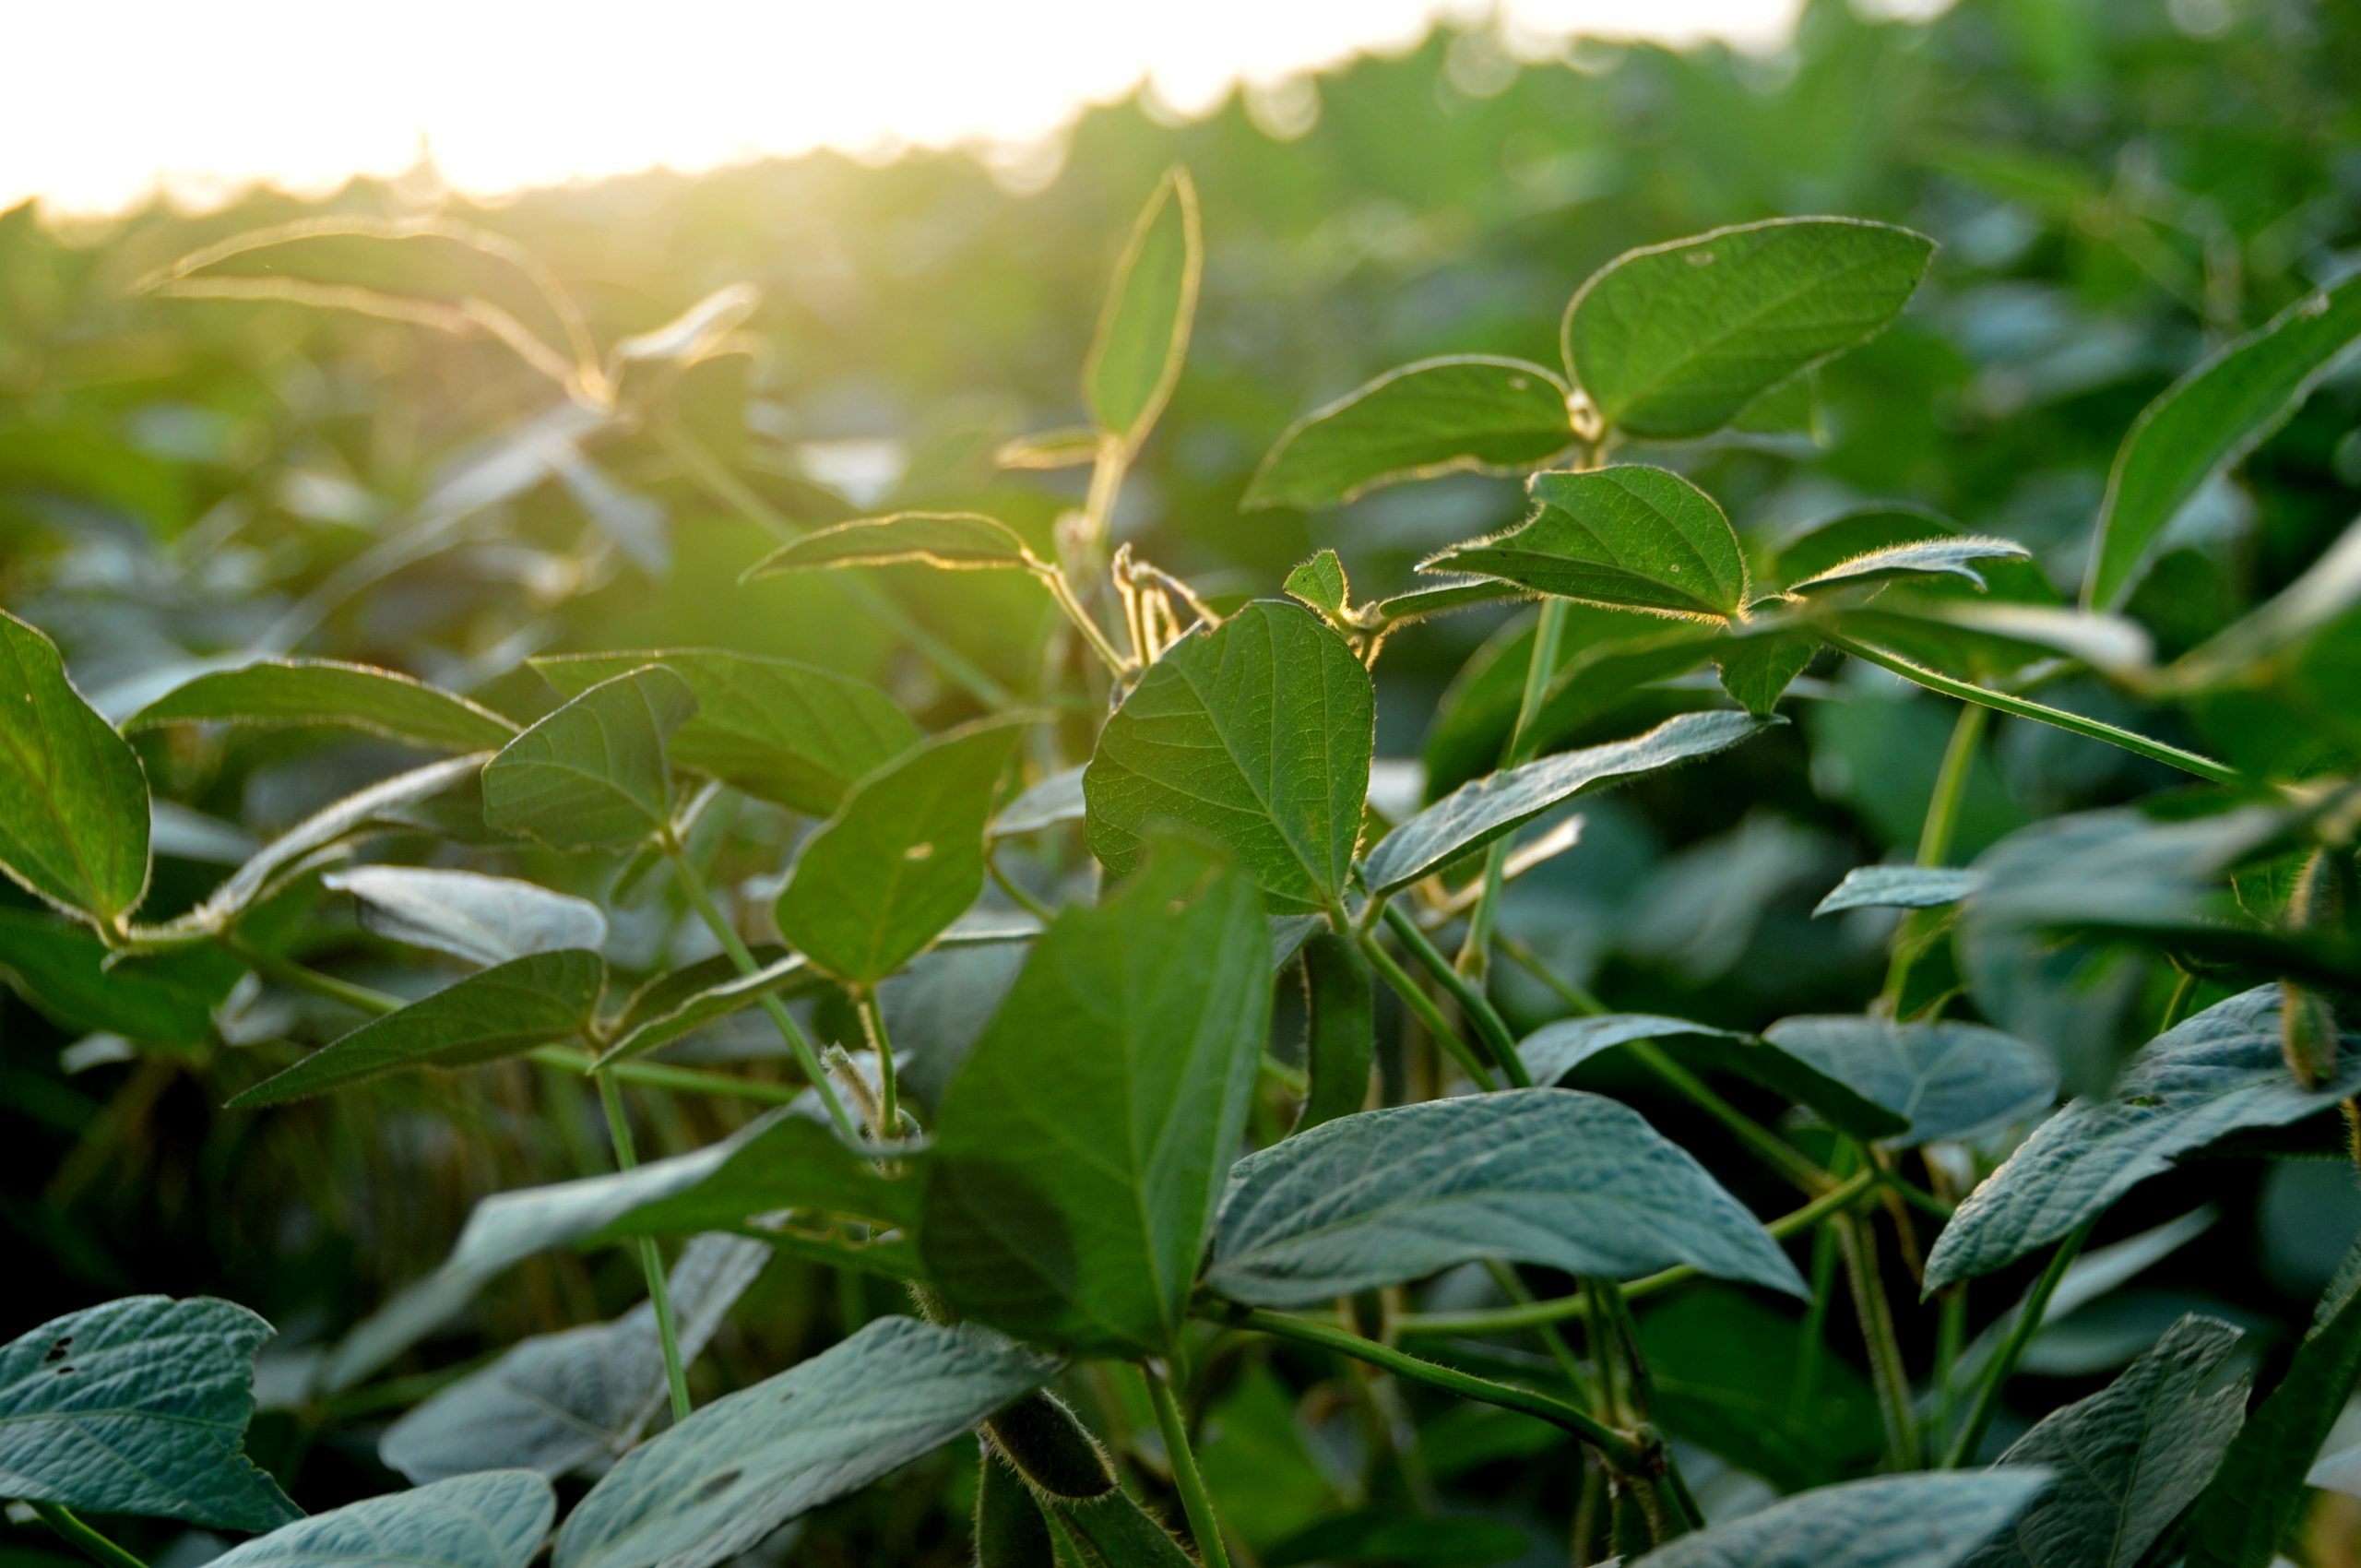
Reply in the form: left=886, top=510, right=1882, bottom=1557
left=2160, top=966, right=2201, bottom=1032
left=222, top=932, right=397, bottom=1016
left=987, top=853, right=1055, bottom=924
left=1140, top=1363, right=1232, bottom=1568
left=1623, top=1039, right=1827, bottom=1194
left=1460, top=600, right=1571, bottom=977
left=30, top=1503, right=148, bottom=1568
left=665, top=841, right=860, bottom=1144
left=1357, top=928, right=1499, bottom=1089
left=1836, top=1208, right=1917, bottom=1467
left=1212, top=1304, right=1646, bottom=1473
left=1380, top=903, right=1528, bottom=1087
left=525, top=1047, right=808, bottom=1107
left=1826, top=632, right=2241, bottom=788
left=1881, top=703, right=1988, bottom=1011
left=1790, top=1220, right=1843, bottom=1412
left=1500, top=933, right=1608, bottom=1016
left=1946, top=1221, right=2093, bottom=1467
left=853, top=990, right=899, bottom=1138
left=658, top=416, right=1012, bottom=707
left=1032, top=563, right=1131, bottom=675
left=1394, top=1170, right=1878, bottom=1338
left=595, top=1069, right=693, bottom=1425
left=1483, top=1260, right=1593, bottom=1406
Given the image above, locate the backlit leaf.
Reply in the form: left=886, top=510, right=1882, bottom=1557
left=483, top=667, right=695, bottom=849
left=1421, top=466, right=1750, bottom=622
left=1086, top=601, right=1373, bottom=911
left=1562, top=218, right=1934, bottom=441
left=1282, top=549, right=1351, bottom=622
left=1207, top=1088, right=1807, bottom=1306
left=1244, top=356, right=1574, bottom=510
left=1789, top=536, right=2033, bottom=596
left=743, top=512, right=1037, bottom=576
left=1086, top=168, right=1201, bottom=449
left=128, top=659, right=517, bottom=753
left=0, top=610, right=151, bottom=931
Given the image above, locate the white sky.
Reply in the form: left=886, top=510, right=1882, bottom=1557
left=6, top=0, right=1809, bottom=218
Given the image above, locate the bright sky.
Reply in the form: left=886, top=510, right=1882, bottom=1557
left=8, top=0, right=1812, bottom=218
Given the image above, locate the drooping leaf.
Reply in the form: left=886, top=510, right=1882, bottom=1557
left=1715, top=627, right=1817, bottom=716
left=1517, top=1013, right=1907, bottom=1142
left=229, top=951, right=606, bottom=1108
left=1788, top=537, right=2033, bottom=596
left=775, top=716, right=1029, bottom=986
left=380, top=1235, right=769, bottom=1483
left=1561, top=218, right=1935, bottom=442
left=0, top=610, right=151, bottom=931
left=587, top=1114, right=919, bottom=1242
left=743, top=512, right=1038, bottom=576
left=2088, top=271, right=2361, bottom=609
left=1207, top=1088, right=1807, bottom=1306
left=0, top=1296, right=299, bottom=1531
left=554, top=1317, right=1052, bottom=1568
left=1630, top=1471, right=2049, bottom=1568
left=1966, top=1314, right=2249, bottom=1568
left=1243, top=356, right=1574, bottom=510
left=2183, top=1234, right=2361, bottom=1568
left=323, top=866, right=607, bottom=966
left=533, top=650, right=916, bottom=817
left=1086, top=168, right=1201, bottom=449
left=1283, top=550, right=1352, bottom=622
left=127, top=659, right=518, bottom=753
left=483, top=667, right=696, bottom=849
left=1760, top=1016, right=2058, bottom=1146
left=1086, top=601, right=1373, bottom=911
left=1363, top=709, right=1772, bottom=896
left=1815, top=865, right=1983, bottom=916
left=208, top=1471, right=554, bottom=1568
left=1421, top=466, right=1750, bottom=623
left=1923, top=986, right=2361, bottom=1290
left=1294, top=930, right=1373, bottom=1131
left=921, top=844, right=1269, bottom=1356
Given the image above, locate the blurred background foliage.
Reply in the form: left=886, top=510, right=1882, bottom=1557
left=6, top=0, right=2361, bottom=1561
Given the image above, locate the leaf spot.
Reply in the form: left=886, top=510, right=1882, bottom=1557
left=902, top=841, right=934, bottom=861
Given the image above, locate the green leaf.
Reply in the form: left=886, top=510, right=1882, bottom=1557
left=0, top=610, right=150, bottom=931
left=555, top=1317, right=1052, bottom=1568
left=977, top=1455, right=1055, bottom=1568
left=611, top=283, right=759, bottom=365
left=996, top=426, right=1101, bottom=471
left=2184, top=1235, right=2361, bottom=1568
left=1421, top=466, right=1750, bottom=623
left=1086, top=168, right=1201, bottom=449
left=1562, top=217, right=1935, bottom=442
left=1050, top=1490, right=1201, bottom=1567
left=1294, top=930, right=1373, bottom=1132
left=991, top=766, right=1086, bottom=838
left=743, top=512, right=1038, bottom=576
left=1085, top=601, right=1373, bottom=911
left=532, top=650, right=917, bottom=817
left=2088, top=271, right=2361, bottom=609
left=0, top=1296, right=299, bottom=1531
left=1967, top=1314, right=2249, bottom=1568
left=1364, top=709, right=1772, bottom=896
left=1789, top=537, right=2033, bottom=596
left=323, top=866, right=606, bottom=967
left=596, top=952, right=809, bottom=1065
left=127, top=659, right=518, bottom=753
left=921, top=844, right=1269, bottom=1356
left=1243, top=356, right=1574, bottom=510
left=1636, top=1287, right=1882, bottom=1491
left=587, top=1114, right=919, bottom=1242
left=380, top=1235, right=768, bottom=1483
left=1282, top=550, right=1351, bottom=622
left=228, top=951, right=606, bottom=1108
left=1518, top=1014, right=1908, bottom=1143
left=1207, top=1088, right=1807, bottom=1306
left=0, top=909, right=238, bottom=1047
left=1923, top=986, right=2361, bottom=1291
left=483, top=667, right=696, bottom=849
left=776, top=715, right=1029, bottom=986
left=2170, top=514, right=2361, bottom=690
left=1716, top=629, right=1817, bottom=716
left=1630, top=1472, right=2049, bottom=1568
left=1815, top=865, right=1982, bottom=916
left=1760, top=1016, right=2058, bottom=1146
left=210, top=1471, right=554, bottom=1568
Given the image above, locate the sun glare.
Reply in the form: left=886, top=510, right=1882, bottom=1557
left=10, top=0, right=1802, bottom=218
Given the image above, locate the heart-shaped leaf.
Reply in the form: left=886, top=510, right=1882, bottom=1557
left=1421, top=466, right=1750, bottom=622
left=211, top=1471, right=554, bottom=1568
left=1761, top=1016, right=2058, bottom=1146
left=1086, top=601, right=1373, bottom=911
left=1244, top=356, right=1574, bottom=511
left=128, top=659, right=518, bottom=753
left=0, top=610, right=151, bottom=931
left=922, top=844, right=1269, bottom=1356
left=323, top=866, right=607, bottom=966
left=1086, top=168, right=1201, bottom=450
left=1923, top=986, right=2361, bottom=1290
left=0, top=1296, right=299, bottom=1531
left=229, top=951, right=606, bottom=1107
left=1207, top=1088, right=1807, bottom=1307
left=775, top=715, right=1029, bottom=986
left=1562, top=217, right=1934, bottom=442
left=1364, top=709, right=1772, bottom=896
left=484, top=667, right=696, bottom=849
left=554, top=1317, right=1051, bottom=1568
left=532, top=650, right=915, bottom=818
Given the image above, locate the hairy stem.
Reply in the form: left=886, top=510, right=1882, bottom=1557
left=1380, top=903, right=1528, bottom=1086
left=853, top=990, right=900, bottom=1138
left=1946, top=1220, right=2093, bottom=1467
left=595, top=1069, right=693, bottom=1423
left=1357, top=927, right=1499, bottom=1088
left=1140, top=1363, right=1232, bottom=1568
